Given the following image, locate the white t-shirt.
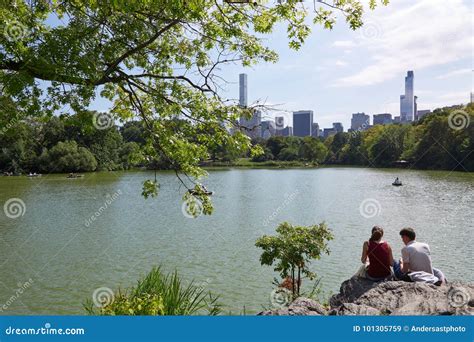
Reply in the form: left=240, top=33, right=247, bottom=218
left=401, top=241, right=433, bottom=274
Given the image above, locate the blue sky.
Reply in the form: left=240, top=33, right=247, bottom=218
left=216, top=0, right=473, bottom=129
left=90, top=0, right=472, bottom=130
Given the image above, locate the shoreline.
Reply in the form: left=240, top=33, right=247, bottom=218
left=2, top=163, right=473, bottom=176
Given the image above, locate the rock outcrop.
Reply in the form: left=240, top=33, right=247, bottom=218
left=259, top=297, right=327, bottom=316
left=260, top=277, right=474, bottom=316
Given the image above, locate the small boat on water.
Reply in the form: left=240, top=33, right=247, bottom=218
left=67, top=173, right=84, bottom=179
left=392, top=177, right=402, bottom=186
left=27, top=173, right=41, bottom=178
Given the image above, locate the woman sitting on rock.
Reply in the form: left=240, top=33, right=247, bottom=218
left=360, top=226, right=394, bottom=281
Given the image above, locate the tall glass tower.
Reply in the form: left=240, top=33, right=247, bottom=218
left=400, top=71, right=415, bottom=122
left=293, top=110, right=313, bottom=137
left=239, top=73, right=248, bottom=107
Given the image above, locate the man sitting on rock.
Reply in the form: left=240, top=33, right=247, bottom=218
left=393, top=227, right=446, bottom=285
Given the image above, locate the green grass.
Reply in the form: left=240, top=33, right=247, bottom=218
left=84, top=266, right=221, bottom=316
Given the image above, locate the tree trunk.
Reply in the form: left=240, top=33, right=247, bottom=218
left=297, top=266, right=301, bottom=296
left=291, top=267, right=295, bottom=297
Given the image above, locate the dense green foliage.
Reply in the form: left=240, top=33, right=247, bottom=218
left=256, top=222, right=333, bottom=297
left=0, top=0, right=388, bottom=205
left=248, top=136, right=328, bottom=164
left=84, top=267, right=221, bottom=315
left=248, top=105, right=474, bottom=171
left=323, top=105, right=474, bottom=171
left=1, top=105, right=472, bottom=174
left=0, top=111, right=146, bottom=173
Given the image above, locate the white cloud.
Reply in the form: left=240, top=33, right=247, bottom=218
left=436, top=68, right=472, bottom=80
left=332, top=0, right=472, bottom=87
left=332, top=40, right=356, bottom=48
left=335, top=60, right=348, bottom=67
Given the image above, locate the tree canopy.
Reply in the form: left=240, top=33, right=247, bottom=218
left=0, top=0, right=389, bottom=209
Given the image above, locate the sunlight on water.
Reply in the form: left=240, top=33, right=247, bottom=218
left=0, top=168, right=472, bottom=314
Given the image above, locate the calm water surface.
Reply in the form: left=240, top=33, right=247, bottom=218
left=0, top=168, right=472, bottom=314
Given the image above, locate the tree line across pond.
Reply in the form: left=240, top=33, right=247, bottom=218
left=249, top=104, right=473, bottom=171
left=0, top=104, right=472, bottom=174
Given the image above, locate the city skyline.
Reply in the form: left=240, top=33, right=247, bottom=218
left=215, top=0, right=471, bottom=130
left=86, top=0, right=471, bottom=130
left=239, top=70, right=435, bottom=138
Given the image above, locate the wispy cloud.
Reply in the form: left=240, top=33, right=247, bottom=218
left=332, top=40, right=356, bottom=48
left=335, top=60, right=348, bottom=67
left=436, top=68, right=472, bottom=80
left=332, top=0, right=472, bottom=87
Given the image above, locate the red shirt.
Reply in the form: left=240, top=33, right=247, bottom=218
left=367, top=241, right=391, bottom=278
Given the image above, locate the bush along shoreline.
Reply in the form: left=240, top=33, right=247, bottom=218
left=1, top=105, right=473, bottom=175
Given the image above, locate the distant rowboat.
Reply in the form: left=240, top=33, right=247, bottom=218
left=67, top=174, right=84, bottom=179
left=27, top=173, right=41, bottom=178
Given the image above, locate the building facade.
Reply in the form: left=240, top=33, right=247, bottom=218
left=373, top=113, right=393, bottom=125
left=293, top=110, right=313, bottom=137
left=333, top=122, right=343, bottom=133
left=351, top=112, right=370, bottom=131
left=281, top=126, right=293, bottom=137
left=323, top=128, right=336, bottom=138
left=261, top=120, right=276, bottom=139
left=400, top=71, right=415, bottom=122
left=239, top=109, right=262, bottom=139
left=239, top=73, right=247, bottom=108
left=415, top=110, right=431, bottom=121
left=311, top=123, right=320, bottom=137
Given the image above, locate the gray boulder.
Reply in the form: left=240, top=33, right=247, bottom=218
left=259, top=277, right=474, bottom=316
left=329, top=303, right=381, bottom=316
left=258, top=297, right=327, bottom=316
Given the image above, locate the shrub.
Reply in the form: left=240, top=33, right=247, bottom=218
left=84, top=267, right=221, bottom=316
left=256, top=222, right=333, bottom=297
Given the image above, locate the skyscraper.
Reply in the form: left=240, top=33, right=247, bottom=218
left=351, top=112, right=370, bottom=131
left=415, top=110, right=431, bottom=121
left=333, top=122, right=343, bottom=133
left=311, top=123, right=320, bottom=137
left=239, top=73, right=247, bottom=108
left=261, top=120, right=276, bottom=139
left=293, top=110, right=313, bottom=137
left=373, top=113, right=392, bottom=125
left=323, top=128, right=336, bottom=138
left=400, top=71, right=415, bottom=122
